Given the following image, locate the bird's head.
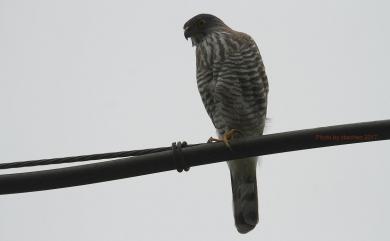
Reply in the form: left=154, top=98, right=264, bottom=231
left=183, top=14, right=228, bottom=46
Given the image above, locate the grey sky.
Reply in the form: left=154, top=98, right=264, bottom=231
left=0, top=0, right=389, bottom=240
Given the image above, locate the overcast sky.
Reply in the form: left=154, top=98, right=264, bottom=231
left=0, top=0, right=389, bottom=240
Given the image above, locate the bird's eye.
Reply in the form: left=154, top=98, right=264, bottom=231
left=197, top=19, right=206, bottom=27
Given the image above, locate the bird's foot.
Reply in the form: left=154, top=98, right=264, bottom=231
left=207, top=129, right=241, bottom=150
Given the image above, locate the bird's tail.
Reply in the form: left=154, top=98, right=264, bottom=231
left=228, top=157, right=259, bottom=234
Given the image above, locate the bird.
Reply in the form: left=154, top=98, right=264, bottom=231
left=183, top=14, right=269, bottom=234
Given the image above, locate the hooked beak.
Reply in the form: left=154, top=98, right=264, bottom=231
left=184, top=26, right=191, bottom=40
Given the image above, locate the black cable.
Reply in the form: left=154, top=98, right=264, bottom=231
left=0, top=119, right=389, bottom=195
left=0, top=144, right=200, bottom=170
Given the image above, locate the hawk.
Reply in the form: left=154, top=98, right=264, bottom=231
left=183, top=14, right=269, bottom=233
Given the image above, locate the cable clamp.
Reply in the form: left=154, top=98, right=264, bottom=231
left=172, top=141, right=190, bottom=173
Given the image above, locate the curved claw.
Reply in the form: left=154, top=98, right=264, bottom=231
left=207, top=129, right=241, bottom=150
left=208, top=137, right=220, bottom=143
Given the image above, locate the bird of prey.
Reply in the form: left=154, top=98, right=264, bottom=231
left=183, top=14, right=269, bottom=233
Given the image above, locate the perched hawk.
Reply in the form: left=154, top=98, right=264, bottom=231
left=184, top=14, right=269, bottom=233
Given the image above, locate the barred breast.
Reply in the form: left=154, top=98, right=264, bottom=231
left=196, top=31, right=268, bottom=137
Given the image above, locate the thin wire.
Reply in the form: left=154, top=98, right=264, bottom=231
left=0, top=143, right=201, bottom=170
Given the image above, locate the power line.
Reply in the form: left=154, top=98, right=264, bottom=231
left=0, top=144, right=200, bottom=170
left=0, top=119, right=389, bottom=195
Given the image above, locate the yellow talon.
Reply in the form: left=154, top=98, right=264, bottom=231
left=207, top=129, right=241, bottom=150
